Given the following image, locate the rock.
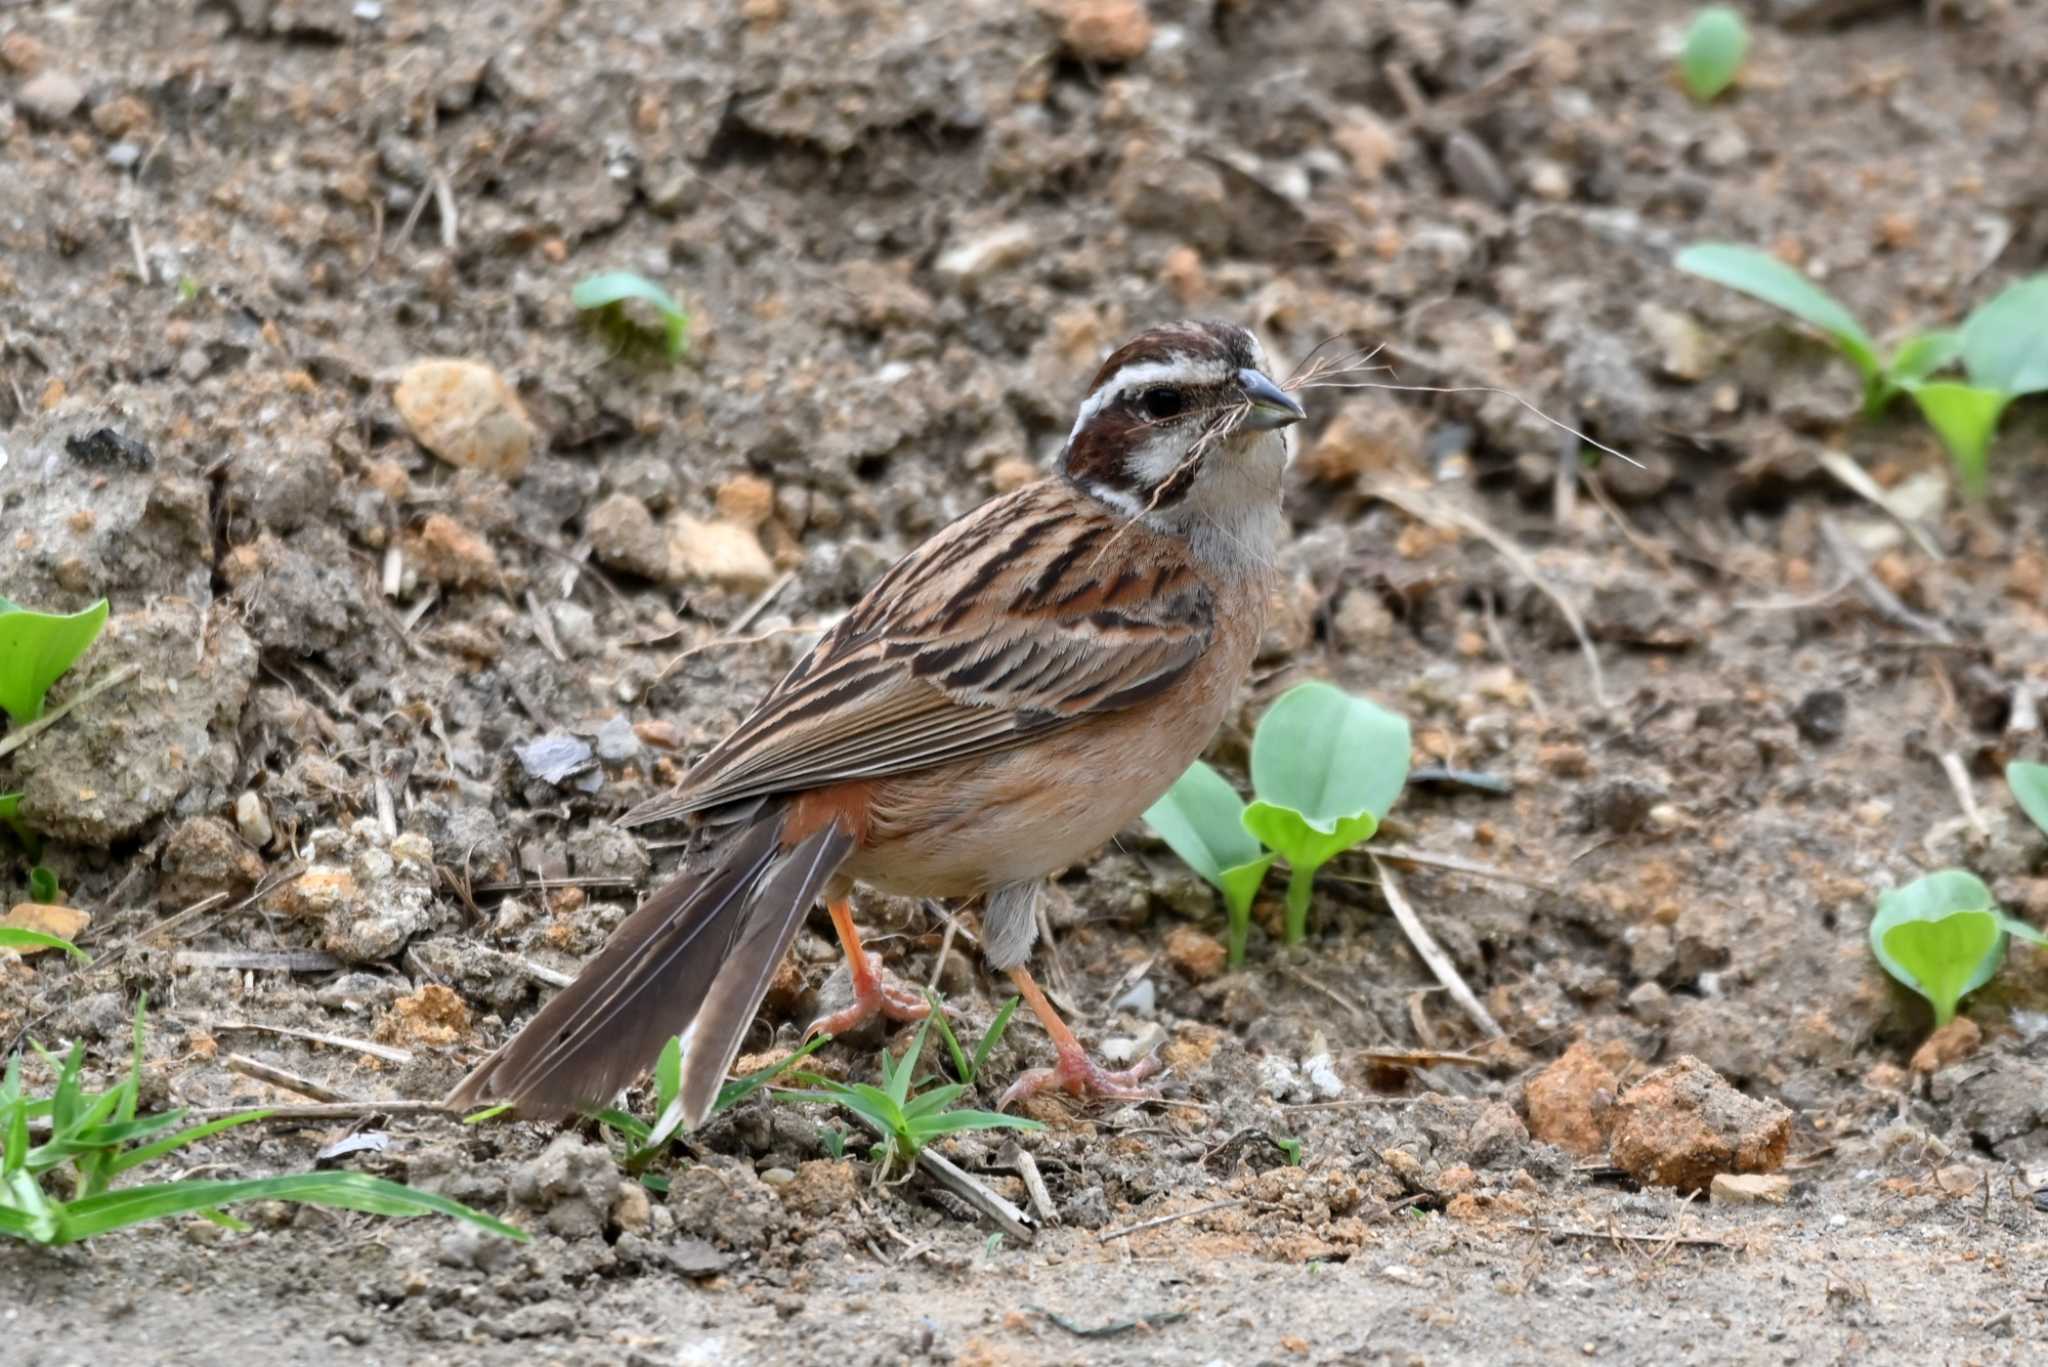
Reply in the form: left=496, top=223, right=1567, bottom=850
left=1791, top=689, right=1847, bottom=745
left=586, top=493, right=670, bottom=581
left=934, top=223, right=1039, bottom=291
left=610, top=1180, right=652, bottom=1236
left=667, top=515, right=775, bottom=591
left=235, top=791, right=273, bottom=848
left=1056, top=0, right=1152, bottom=65
left=714, top=474, right=777, bottom=530
left=1331, top=588, right=1395, bottom=651
left=514, top=732, right=596, bottom=787
left=1522, top=1041, right=1620, bottom=1158
left=16, top=71, right=86, bottom=125
left=393, top=359, right=535, bottom=479
left=89, top=94, right=152, bottom=138
left=2, top=903, right=90, bottom=951
left=1709, top=1172, right=1791, bottom=1205
left=1299, top=401, right=1423, bottom=483
left=1909, top=1016, right=1981, bottom=1074
left=406, top=513, right=498, bottom=588
left=510, top=1134, right=620, bottom=1241
left=1608, top=1055, right=1792, bottom=1193
left=1163, top=925, right=1228, bottom=981
left=276, top=822, right=443, bottom=963
left=669, top=1157, right=787, bottom=1250
left=1636, top=303, right=1711, bottom=383
left=157, top=816, right=265, bottom=906
left=0, top=32, right=46, bottom=73
left=5, top=601, right=255, bottom=845
left=777, top=1159, right=860, bottom=1219
left=220, top=529, right=364, bottom=655
left=376, top=984, right=473, bottom=1047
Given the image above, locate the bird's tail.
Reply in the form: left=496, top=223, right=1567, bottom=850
left=444, top=806, right=852, bottom=1129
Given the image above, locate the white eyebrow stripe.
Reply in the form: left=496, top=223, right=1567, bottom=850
left=1065, top=355, right=1230, bottom=446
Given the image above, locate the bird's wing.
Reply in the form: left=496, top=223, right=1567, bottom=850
left=620, top=482, right=1214, bottom=826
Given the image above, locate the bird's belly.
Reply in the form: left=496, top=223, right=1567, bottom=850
left=840, top=701, right=1229, bottom=899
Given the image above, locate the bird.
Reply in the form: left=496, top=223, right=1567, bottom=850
left=446, top=319, right=1306, bottom=1129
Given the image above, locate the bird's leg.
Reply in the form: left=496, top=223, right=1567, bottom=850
left=805, top=896, right=930, bottom=1039
left=998, top=964, right=1161, bottom=1109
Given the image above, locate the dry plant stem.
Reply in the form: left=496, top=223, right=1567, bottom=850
left=174, top=949, right=343, bottom=974
left=1817, top=515, right=1953, bottom=642
left=1939, top=751, right=1988, bottom=836
left=1099, top=1197, right=1246, bottom=1243
left=0, top=662, right=142, bottom=760
left=1007, top=1144, right=1059, bottom=1224
left=1373, top=855, right=1505, bottom=1041
left=836, top=1107, right=1038, bottom=1242
left=1370, top=484, right=1610, bottom=708
left=1813, top=449, right=1945, bottom=561
left=186, top=1100, right=452, bottom=1121
left=1355, top=843, right=1557, bottom=892
left=1504, top=1222, right=1731, bottom=1251
left=226, top=1054, right=354, bottom=1104
left=212, top=1020, right=413, bottom=1065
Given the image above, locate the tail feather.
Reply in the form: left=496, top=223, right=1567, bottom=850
left=444, top=812, right=852, bottom=1123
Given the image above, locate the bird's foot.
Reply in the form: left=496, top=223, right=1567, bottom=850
left=999, top=1042, right=1162, bottom=1111
left=805, top=953, right=931, bottom=1040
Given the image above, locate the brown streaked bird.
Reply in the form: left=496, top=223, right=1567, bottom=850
left=446, top=319, right=1306, bottom=1127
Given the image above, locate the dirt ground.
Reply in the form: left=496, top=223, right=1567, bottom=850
left=5, top=0, right=2048, bottom=1361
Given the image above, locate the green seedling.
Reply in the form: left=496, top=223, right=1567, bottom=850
left=2010, top=760, right=2048, bottom=840
left=0, top=928, right=88, bottom=961
left=926, top=990, right=1022, bottom=1088
left=774, top=1012, right=1041, bottom=1180
left=1868, top=869, right=2048, bottom=1028
left=591, top=1033, right=829, bottom=1188
left=0, top=794, right=30, bottom=852
left=1675, top=248, right=2048, bottom=493
left=2, top=996, right=522, bottom=1245
left=1678, top=6, right=1749, bottom=103
left=0, top=596, right=109, bottom=725
left=1143, top=760, right=1278, bottom=966
left=26, top=867, right=59, bottom=904
left=571, top=271, right=691, bottom=361
left=1272, top=1134, right=1304, bottom=1167
left=1243, top=682, right=1411, bottom=946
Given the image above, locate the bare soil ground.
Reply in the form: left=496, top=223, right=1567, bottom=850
left=5, top=1, right=2048, bottom=1362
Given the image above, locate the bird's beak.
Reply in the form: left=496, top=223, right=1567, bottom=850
left=1236, top=369, right=1307, bottom=430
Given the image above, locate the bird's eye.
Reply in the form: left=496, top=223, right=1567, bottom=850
left=1140, top=387, right=1184, bottom=419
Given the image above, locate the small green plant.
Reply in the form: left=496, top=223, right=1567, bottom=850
left=925, top=989, right=1022, bottom=1087
left=1675, top=248, right=2048, bottom=494
left=775, top=1013, right=1041, bottom=1180
left=1272, top=1134, right=1304, bottom=1166
left=3, top=998, right=523, bottom=1245
left=0, top=927, right=87, bottom=960
left=26, top=867, right=59, bottom=904
left=1142, top=761, right=1277, bottom=966
left=0, top=596, right=109, bottom=725
left=1678, top=6, right=1749, bottom=103
left=1147, top=682, right=1411, bottom=958
left=571, top=271, right=690, bottom=362
left=1868, top=869, right=2047, bottom=1027
left=0, top=794, right=24, bottom=848
left=2010, top=760, right=2048, bottom=839
left=587, top=1033, right=829, bottom=1189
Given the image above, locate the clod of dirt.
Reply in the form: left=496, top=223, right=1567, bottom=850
left=220, top=529, right=366, bottom=655
left=275, top=821, right=443, bottom=964
left=585, top=493, right=671, bottom=581
left=1163, top=925, right=1228, bottom=981
left=509, top=1134, right=621, bottom=1240
left=776, top=1159, right=862, bottom=1220
left=156, top=815, right=265, bottom=907
left=406, top=513, right=500, bottom=589
left=1909, top=1017, right=1981, bottom=1073
left=2, top=902, right=90, bottom=951
left=392, top=359, right=535, bottom=480
left=714, top=475, right=778, bottom=530
left=669, top=1157, right=789, bottom=1251
left=6, top=601, right=255, bottom=844
left=667, top=515, right=775, bottom=590
left=1521, top=1040, right=1622, bottom=1157
left=15, top=70, right=85, bottom=125
left=1931, top=1054, right=2048, bottom=1162
left=1791, top=688, right=1848, bottom=744
left=1056, top=0, right=1152, bottom=65
left=377, top=984, right=473, bottom=1048
left=1709, top=1173, right=1791, bottom=1205
left=1607, top=1055, right=1792, bottom=1194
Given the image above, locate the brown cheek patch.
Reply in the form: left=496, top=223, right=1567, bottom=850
left=1062, top=406, right=1146, bottom=491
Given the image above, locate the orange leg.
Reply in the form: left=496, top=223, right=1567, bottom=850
left=997, top=965, right=1161, bottom=1110
left=805, top=897, right=930, bottom=1039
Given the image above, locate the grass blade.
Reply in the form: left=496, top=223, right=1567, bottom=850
left=1676, top=244, right=1882, bottom=402
left=968, top=996, right=1022, bottom=1085
left=50, top=1172, right=527, bottom=1244
left=107, top=1110, right=275, bottom=1177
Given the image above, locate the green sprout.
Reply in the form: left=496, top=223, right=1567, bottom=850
left=584, top=1034, right=829, bottom=1190
left=1868, top=870, right=2047, bottom=1028
left=1143, top=761, right=1278, bottom=967
left=1145, top=683, right=1411, bottom=956
left=774, top=1012, right=1041, bottom=1180
left=2, top=997, right=523, bottom=1246
left=26, top=867, right=58, bottom=905
left=0, top=928, right=88, bottom=961
left=0, top=596, right=109, bottom=725
left=1272, top=1134, right=1304, bottom=1166
left=2010, top=760, right=2048, bottom=840
left=571, top=271, right=691, bottom=362
left=0, top=794, right=29, bottom=850
left=1675, top=248, right=2048, bottom=494
left=925, top=989, right=1022, bottom=1087
left=1678, top=7, right=1749, bottom=103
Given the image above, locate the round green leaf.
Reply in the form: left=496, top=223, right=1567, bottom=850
left=1242, top=801, right=1378, bottom=874
left=1907, top=381, right=2010, bottom=499
left=1678, top=7, right=1750, bottom=103
left=1868, top=870, right=2005, bottom=1023
left=570, top=271, right=690, bottom=359
left=1143, top=760, right=1260, bottom=886
left=0, top=598, right=109, bottom=725
left=2008, top=760, right=2048, bottom=839
left=1249, top=681, right=1410, bottom=832
left=1216, top=854, right=1277, bottom=921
